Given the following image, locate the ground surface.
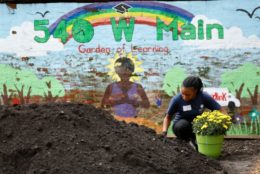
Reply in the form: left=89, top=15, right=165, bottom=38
left=219, top=139, right=260, bottom=174
left=0, top=103, right=259, bottom=174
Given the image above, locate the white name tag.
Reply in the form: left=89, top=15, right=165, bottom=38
left=183, top=105, right=192, bottom=111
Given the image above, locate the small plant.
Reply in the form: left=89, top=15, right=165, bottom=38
left=193, top=110, right=232, bottom=136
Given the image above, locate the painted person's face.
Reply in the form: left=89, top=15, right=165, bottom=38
left=181, top=87, right=197, bottom=101
left=115, top=67, right=132, bottom=82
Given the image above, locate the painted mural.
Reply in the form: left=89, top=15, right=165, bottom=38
left=0, top=1, right=259, bottom=135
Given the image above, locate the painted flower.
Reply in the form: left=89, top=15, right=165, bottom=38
left=248, top=108, right=260, bottom=121
left=232, top=114, right=244, bottom=124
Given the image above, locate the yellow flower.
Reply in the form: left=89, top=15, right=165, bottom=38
left=208, top=118, right=213, bottom=122
left=216, top=120, right=221, bottom=123
left=201, top=123, right=208, bottom=129
left=202, top=112, right=210, bottom=117
left=193, top=110, right=232, bottom=135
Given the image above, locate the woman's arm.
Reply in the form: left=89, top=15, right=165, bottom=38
left=203, top=92, right=222, bottom=111
left=136, top=84, right=150, bottom=108
left=220, top=107, right=227, bottom=114
left=162, top=114, right=172, bottom=133
left=162, top=96, right=178, bottom=133
left=101, top=84, right=112, bottom=108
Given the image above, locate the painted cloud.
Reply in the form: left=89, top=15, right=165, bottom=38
left=183, top=15, right=260, bottom=49
left=0, top=21, right=64, bottom=57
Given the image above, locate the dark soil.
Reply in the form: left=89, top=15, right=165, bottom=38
left=0, top=103, right=259, bottom=174
left=219, top=139, right=260, bottom=174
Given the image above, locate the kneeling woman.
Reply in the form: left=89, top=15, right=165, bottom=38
left=162, top=76, right=223, bottom=148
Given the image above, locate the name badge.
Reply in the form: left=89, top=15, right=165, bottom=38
left=183, top=105, right=192, bottom=111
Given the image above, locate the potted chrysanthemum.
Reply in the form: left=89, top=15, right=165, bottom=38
left=192, top=110, right=232, bottom=158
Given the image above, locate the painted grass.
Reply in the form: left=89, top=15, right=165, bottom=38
left=227, top=117, right=260, bottom=135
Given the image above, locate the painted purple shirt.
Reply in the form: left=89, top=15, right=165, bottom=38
left=111, top=82, right=138, bottom=117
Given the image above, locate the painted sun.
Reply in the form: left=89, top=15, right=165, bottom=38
left=106, top=52, right=144, bottom=82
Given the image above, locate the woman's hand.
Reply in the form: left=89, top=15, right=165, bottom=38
left=162, top=131, right=168, bottom=143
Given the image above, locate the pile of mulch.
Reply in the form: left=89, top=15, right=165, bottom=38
left=0, top=103, right=225, bottom=174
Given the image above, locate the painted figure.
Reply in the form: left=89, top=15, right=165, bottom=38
left=101, top=57, right=150, bottom=117
left=162, top=76, right=223, bottom=150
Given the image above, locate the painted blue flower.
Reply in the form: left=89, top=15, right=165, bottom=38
left=155, top=98, right=162, bottom=107
left=232, top=114, right=244, bottom=124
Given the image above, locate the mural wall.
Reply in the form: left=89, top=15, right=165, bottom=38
left=0, top=0, right=260, bottom=135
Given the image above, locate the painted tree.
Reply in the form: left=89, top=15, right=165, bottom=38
left=14, top=84, right=32, bottom=104
left=1, top=84, right=13, bottom=105
left=220, top=63, right=260, bottom=105
left=163, top=66, right=187, bottom=96
left=0, top=64, right=65, bottom=104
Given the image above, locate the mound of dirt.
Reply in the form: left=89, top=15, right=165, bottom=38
left=0, top=103, right=224, bottom=174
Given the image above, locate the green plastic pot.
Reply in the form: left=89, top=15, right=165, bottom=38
left=196, top=134, right=224, bottom=159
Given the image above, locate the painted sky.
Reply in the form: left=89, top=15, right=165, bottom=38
left=0, top=0, right=259, bottom=56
